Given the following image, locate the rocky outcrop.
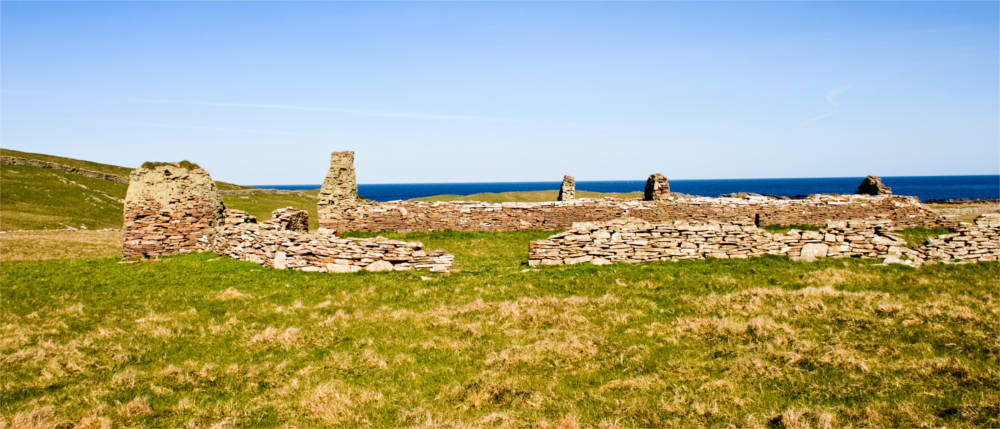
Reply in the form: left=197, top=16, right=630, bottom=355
left=644, top=173, right=670, bottom=201
left=558, top=175, right=575, bottom=201
left=856, top=175, right=892, bottom=195
left=528, top=218, right=922, bottom=266
left=211, top=209, right=453, bottom=273
left=921, top=214, right=1000, bottom=263
left=122, top=163, right=225, bottom=258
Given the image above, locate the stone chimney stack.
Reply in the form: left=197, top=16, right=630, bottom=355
left=644, top=173, right=670, bottom=201
left=557, top=175, right=576, bottom=201
left=122, top=162, right=225, bottom=258
left=855, top=175, right=892, bottom=196
left=318, top=151, right=359, bottom=204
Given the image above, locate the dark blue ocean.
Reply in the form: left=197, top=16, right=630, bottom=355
left=259, top=175, right=999, bottom=203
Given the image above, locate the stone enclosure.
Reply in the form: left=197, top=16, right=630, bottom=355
left=122, top=151, right=994, bottom=271
left=121, top=162, right=453, bottom=272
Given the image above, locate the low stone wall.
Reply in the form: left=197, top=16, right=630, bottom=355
left=210, top=209, right=453, bottom=272
left=921, top=214, right=1000, bottom=263
left=122, top=164, right=225, bottom=258
left=1, top=156, right=129, bottom=183
left=528, top=218, right=922, bottom=266
left=318, top=194, right=948, bottom=233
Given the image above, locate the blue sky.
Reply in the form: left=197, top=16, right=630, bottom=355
left=2, top=1, right=997, bottom=185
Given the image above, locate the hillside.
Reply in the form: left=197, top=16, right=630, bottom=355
left=0, top=151, right=317, bottom=231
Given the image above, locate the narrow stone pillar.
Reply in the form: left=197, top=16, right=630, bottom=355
left=122, top=162, right=225, bottom=258
left=318, top=151, right=359, bottom=204
left=643, top=173, right=670, bottom=201
left=855, top=175, right=892, bottom=195
left=557, top=175, right=575, bottom=201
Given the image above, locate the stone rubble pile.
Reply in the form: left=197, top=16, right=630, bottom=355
left=921, top=214, right=1000, bottom=263
left=270, top=207, right=309, bottom=232
left=528, top=217, right=924, bottom=266
left=210, top=209, right=453, bottom=273
left=122, top=164, right=225, bottom=258
left=558, top=175, right=575, bottom=201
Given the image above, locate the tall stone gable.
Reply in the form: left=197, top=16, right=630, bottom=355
left=318, top=151, right=359, bottom=204
left=122, top=163, right=225, bottom=257
left=557, top=175, right=575, bottom=201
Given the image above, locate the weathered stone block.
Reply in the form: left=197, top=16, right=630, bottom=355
left=644, top=173, right=670, bottom=201
left=557, top=175, right=575, bottom=201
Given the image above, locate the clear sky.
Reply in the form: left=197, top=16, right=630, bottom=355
left=2, top=1, right=997, bottom=185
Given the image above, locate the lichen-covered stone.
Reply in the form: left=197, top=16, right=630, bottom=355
left=122, top=163, right=224, bottom=258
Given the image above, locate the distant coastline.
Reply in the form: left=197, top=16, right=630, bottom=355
left=257, top=175, right=1000, bottom=202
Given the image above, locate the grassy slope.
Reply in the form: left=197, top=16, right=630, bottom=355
left=410, top=190, right=643, bottom=203
left=2, top=231, right=998, bottom=427
left=0, top=164, right=128, bottom=230
left=0, top=148, right=249, bottom=190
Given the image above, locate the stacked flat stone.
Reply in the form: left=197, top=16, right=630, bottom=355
left=319, top=194, right=947, bottom=233
left=557, top=175, right=575, bottom=201
left=318, top=151, right=359, bottom=204
left=528, top=218, right=922, bottom=266
left=211, top=209, right=453, bottom=273
left=270, top=207, right=308, bottom=232
left=921, top=214, right=1000, bottom=263
left=856, top=175, right=892, bottom=195
left=122, top=163, right=225, bottom=258
left=644, top=173, right=670, bottom=201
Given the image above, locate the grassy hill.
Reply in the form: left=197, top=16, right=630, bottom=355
left=0, top=151, right=319, bottom=231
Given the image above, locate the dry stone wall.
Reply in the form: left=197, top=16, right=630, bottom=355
left=122, top=164, right=225, bottom=258
left=2, top=155, right=129, bottom=183
left=921, top=214, right=1000, bottom=263
left=528, top=218, right=923, bottom=266
left=318, top=194, right=948, bottom=233
left=210, top=209, right=453, bottom=272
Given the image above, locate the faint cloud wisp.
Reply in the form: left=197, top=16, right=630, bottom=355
left=803, top=83, right=852, bottom=125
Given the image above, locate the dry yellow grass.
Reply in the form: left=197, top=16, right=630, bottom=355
left=0, top=229, right=120, bottom=261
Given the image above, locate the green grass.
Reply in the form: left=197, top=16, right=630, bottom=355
left=222, top=193, right=320, bottom=230
left=410, top=190, right=643, bottom=203
left=899, top=227, right=955, bottom=248
left=0, top=164, right=128, bottom=231
left=2, top=230, right=997, bottom=427
left=760, top=224, right=823, bottom=234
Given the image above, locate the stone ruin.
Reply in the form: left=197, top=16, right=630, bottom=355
left=528, top=218, right=923, bottom=266
left=856, top=175, right=892, bottom=195
left=122, top=163, right=225, bottom=258
left=644, top=173, right=670, bottom=201
left=315, top=152, right=948, bottom=233
left=122, top=161, right=453, bottom=273
left=558, top=175, right=575, bottom=201
left=921, top=213, right=1000, bottom=263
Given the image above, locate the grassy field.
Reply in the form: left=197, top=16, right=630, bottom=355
left=2, top=229, right=998, bottom=428
left=410, top=190, right=643, bottom=203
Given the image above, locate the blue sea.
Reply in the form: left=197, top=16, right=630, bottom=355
left=259, top=175, right=999, bottom=203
